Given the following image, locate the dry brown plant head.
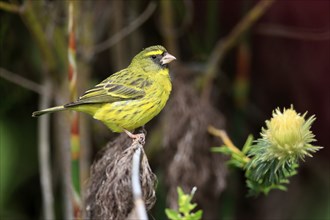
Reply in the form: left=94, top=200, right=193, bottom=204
left=85, top=131, right=157, bottom=219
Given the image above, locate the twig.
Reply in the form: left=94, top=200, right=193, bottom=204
left=255, top=23, right=330, bottom=41
left=68, top=0, right=78, bottom=101
left=38, top=76, right=55, bottom=220
left=110, top=0, right=126, bottom=70
left=77, top=4, right=94, bottom=219
left=131, top=136, right=148, bottom=220
left=208, top=126, right=240, bottom=154
left=158, top=0, right=193, bottom=40
left=68, top=0, right=81, bottom=218
left=55, top=110, right=74, bottom=220
left=160, top=0, right=179, bottom=57
left=0, top=1, right=22, bottom=13
left=208, top=125, right=250, bottom=163
left=0, top=67, right=43, bottom=94
left=90, top=1, right=156, bottom=57
left=21, top=1, right=56, bottom=72
left=202, top=0, right=275, bottom=100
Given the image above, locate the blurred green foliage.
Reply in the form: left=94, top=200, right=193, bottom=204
left=165, top=187, right=203, bottom=220
left=0, top=111, right=39, bottom=219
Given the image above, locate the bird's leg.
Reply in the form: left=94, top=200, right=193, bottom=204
left=124, top=129, right=145, bottom=144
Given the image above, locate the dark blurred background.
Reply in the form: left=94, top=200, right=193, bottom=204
left=0, top=0, right=329, bottom=219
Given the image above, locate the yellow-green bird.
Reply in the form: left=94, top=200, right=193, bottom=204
left=32, top=45, right=176, bottom=139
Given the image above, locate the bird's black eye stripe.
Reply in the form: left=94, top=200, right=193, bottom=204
left=149, top=52, right=166, bottom=68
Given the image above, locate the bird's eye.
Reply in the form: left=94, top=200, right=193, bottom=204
left=151, top=55, right=157, bottom=59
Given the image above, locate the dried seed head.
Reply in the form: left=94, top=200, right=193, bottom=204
left=85, top=132, right=157, bottom=219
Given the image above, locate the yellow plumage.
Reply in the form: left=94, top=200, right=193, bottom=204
left=32, top=45, right=176, bottom=133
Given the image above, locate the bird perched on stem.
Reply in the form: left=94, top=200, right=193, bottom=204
left=32, top=45, right=176, bottom=139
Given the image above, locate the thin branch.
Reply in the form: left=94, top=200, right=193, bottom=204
left=208, top=126, right=240, bottom=154
left=21, top=1, right=56, bottom=72
left=202, top=0, right=275, bottom=100
left=255, top=23, right=330, bottom=41
left=131, top=135, right=148, bottom=220
left=0, top=67, right=43, bottom=94
left=110, top=0, right=126, bottom=70
left=208, top=126, right=250, bottom=163
left=68, top=0, right=81, bottom=218
left=160, top=0, right=180, bottom=58
left=38, top=76, right=55, bottom=220
left=90, top=1, right=156, bottom=57
left=53, top=88, right=73, bottom=220
left=0, top=1, right=22, bottom=13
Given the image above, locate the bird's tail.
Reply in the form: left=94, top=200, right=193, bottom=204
left=32, top=105, right=66, bottom=117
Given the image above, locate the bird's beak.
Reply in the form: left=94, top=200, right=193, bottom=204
left=160, top=52, right=176, bottom=65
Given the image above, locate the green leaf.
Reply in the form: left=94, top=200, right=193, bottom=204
left=242, top=135, right=254, bottom=154
left=190, top=210, right=203, bottom=220
left=165, top=209, right=181, bottom=220
left=211, top=146, right=232, bottom=155
left=177, top=187, right=184, bottom=198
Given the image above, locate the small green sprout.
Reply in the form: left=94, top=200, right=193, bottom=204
left=165, top=187, right=203, bottom=220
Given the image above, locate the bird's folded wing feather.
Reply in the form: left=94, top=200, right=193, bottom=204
left=65, top=75, right=146, bottom=107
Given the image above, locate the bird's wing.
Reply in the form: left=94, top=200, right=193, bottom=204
left=65, top=70, right=146, bottom=107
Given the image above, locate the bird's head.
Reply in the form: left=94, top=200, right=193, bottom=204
left=130, top=45, right=176, bottom=72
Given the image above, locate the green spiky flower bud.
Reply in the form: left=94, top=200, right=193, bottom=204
left=260, top=106, right=321, bottom=162
left=246, top=106, right=322, bottom=193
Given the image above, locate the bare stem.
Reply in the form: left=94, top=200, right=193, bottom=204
left=21, top=1, right=56, bottom=72
left=0, top=1, right=21, bottom=13
left=90, top=1, right=156, bottom=57
left=208, top=125, right=250, bottom=163
left=68, top=0, right=81, bottom=218
left=202, top=0, right=275, bottom=100
left=255, top=23, right=330, bottom=41
left=53, top=89, right=73, bottom=220
left=160, top=0, right=180, bottom=58
left=131, top=136, right=148, bottom=220
left=38, top=76, right=55, bottom=220
left=208, top=126, right=240, bottom=154
left=0, top=67, right=43, bottom=94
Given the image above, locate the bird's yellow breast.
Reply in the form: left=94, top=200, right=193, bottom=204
left=93, top=68, right=171, bottom=132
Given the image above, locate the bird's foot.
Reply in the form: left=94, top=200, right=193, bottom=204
left=124, top=129, right=145, bottom=145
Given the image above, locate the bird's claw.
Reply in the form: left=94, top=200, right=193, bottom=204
left=134, top=133, right=145, bottom=145
left=124, top=129, right=145, bottom=145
